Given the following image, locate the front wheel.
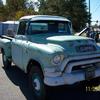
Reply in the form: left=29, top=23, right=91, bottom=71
left=2, top=51, right=11, bottom=69
left=29, top=66, right=46, bottom=100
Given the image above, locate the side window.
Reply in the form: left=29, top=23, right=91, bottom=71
left=17, top=21, right=27, bottom=35
left=58, top=22, right=71, bottom=34
left=58, top=23, right=66, bottom=32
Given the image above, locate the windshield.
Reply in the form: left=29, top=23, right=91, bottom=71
left=28, top=21, right=71, bottom=35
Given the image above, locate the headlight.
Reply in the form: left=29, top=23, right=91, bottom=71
left=52, top=55, right=64, bottom=65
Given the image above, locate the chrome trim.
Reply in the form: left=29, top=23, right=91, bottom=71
left=60, top=53, right=100, bottom=72
left=66, top=59, right=100, bottom=73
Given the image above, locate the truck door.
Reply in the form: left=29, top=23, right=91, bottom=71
left=12, top=21, right=27, bottom=70
left=21, top=36, right=29, bottom=71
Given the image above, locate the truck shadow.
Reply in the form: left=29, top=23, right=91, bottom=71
left=3, top=65, right=100, bottom=100
left=3, top=65, right=35, bottom=100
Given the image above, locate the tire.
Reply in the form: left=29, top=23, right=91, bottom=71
left=2, top=51, right=11, bottom=69
left=29, top=66, right=46, bottom=100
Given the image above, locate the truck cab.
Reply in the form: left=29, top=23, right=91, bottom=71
left=0, top=15, right=100, bottom=100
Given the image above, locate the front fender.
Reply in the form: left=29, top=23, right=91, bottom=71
left=23, top=43, right=56, bottom=73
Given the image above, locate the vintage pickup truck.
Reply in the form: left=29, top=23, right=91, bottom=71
left=0, top=15, right=100, bottom=100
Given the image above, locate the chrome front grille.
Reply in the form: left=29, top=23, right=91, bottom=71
left=72, top=64, right=98, bottom=71
left=61, top=54, right=100, bottom=74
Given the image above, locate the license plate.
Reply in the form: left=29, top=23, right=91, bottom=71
left=85, top=67, right=95, bottom=80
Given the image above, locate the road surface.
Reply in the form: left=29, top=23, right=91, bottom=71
left=0, top=54, right=100, bottom=100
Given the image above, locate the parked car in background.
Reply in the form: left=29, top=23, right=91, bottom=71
left=76, top=27, right=100, bottom=42
left=0, top=21, right=19, bottom=37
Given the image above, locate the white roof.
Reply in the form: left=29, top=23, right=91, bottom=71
left=20, top=15, right=70, bottom=22
left=2, top=21, right=19, bottom=24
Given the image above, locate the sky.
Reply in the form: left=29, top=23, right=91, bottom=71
left=86, top=0, right=100, bottom=24
left=2, top=0, right=100, bottom=24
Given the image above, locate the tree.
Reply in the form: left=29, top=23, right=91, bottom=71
left=39, top=0, right=68, bottom=15
left=38, top=0, right=89, bottom=32
left=38, top=0, right=47, bottom=14
left=15, top=9, right=37, bottom=20
left=5, top=0, right=37, bottom=20
left=66, top=0, right=89, bottom=31
left=0, top=0, right=5, bottom=21
left=4, top=0, right=26, bottom=20
left=6, top=0, right=26, bottom=12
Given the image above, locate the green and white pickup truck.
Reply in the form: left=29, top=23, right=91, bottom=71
left=0, top=15, right=100, bottom=99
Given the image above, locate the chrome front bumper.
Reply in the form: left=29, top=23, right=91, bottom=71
left=44, top=53, right=100, bottom=86
left=44, top=67, right=100, bottom=86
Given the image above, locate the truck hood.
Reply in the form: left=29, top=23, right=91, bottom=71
left=29, top=34, right=97, bottom=55
left=47, top=35, right=90, bottom=41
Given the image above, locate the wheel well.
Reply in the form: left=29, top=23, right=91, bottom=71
left=27, top=59, right=43, bottom=75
